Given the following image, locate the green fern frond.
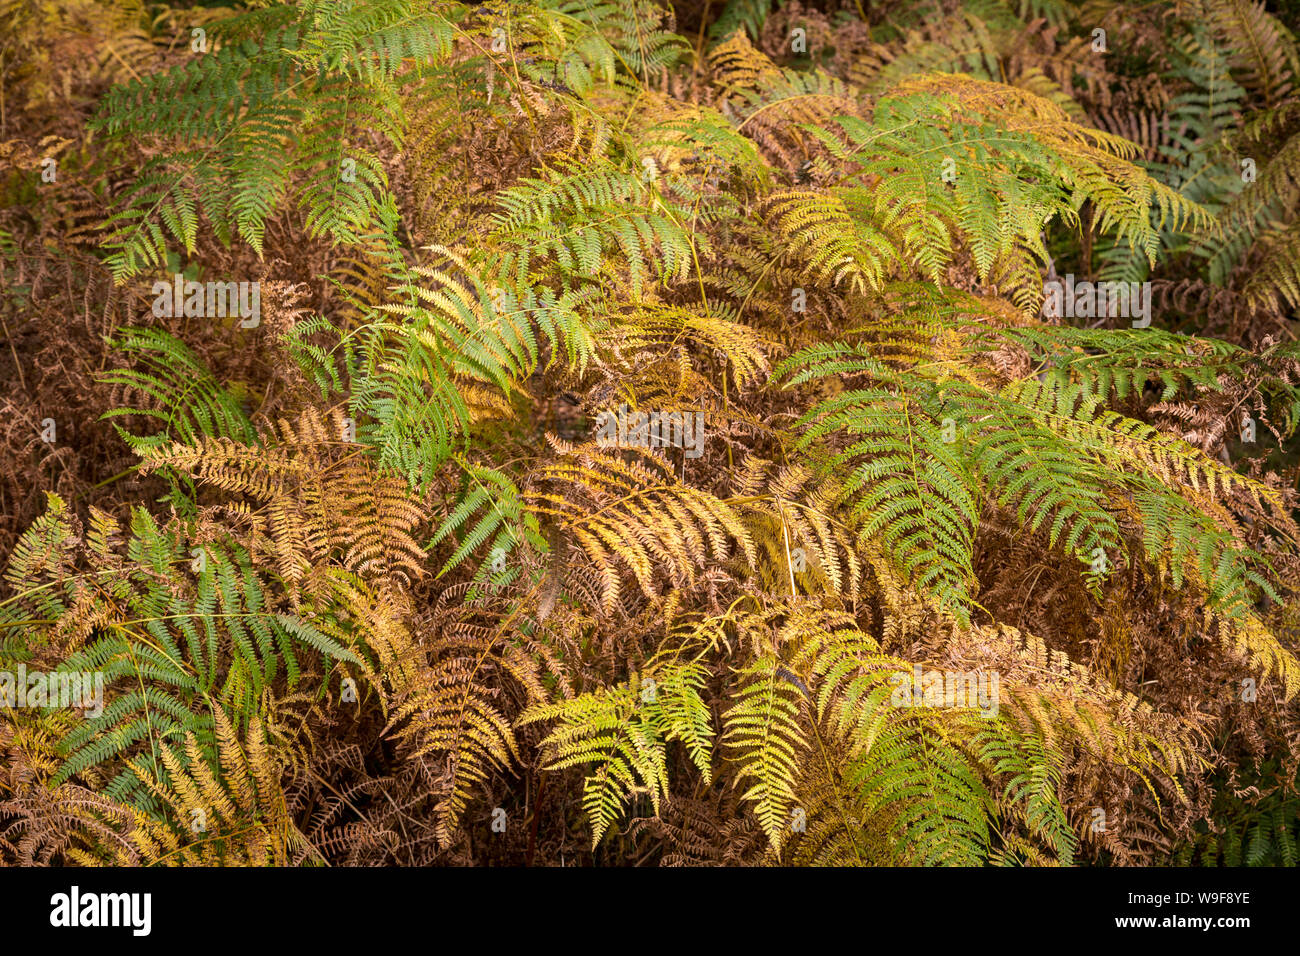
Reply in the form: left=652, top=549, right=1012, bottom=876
left=99, top=327, right=258, bottom=455
left=789, top=384, right=979, bottom=620
left=520, top=659, right=712, bottom=847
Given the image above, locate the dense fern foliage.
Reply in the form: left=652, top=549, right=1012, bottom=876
left=2, top=0, right=1300, bottom=867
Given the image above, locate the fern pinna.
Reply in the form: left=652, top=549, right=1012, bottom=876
left=3, top=0, right=1300, bottom=868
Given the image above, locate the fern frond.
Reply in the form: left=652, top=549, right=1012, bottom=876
left=529, top=444, right=757, bottom=613
left=520, top=659, right=712, bottom=847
